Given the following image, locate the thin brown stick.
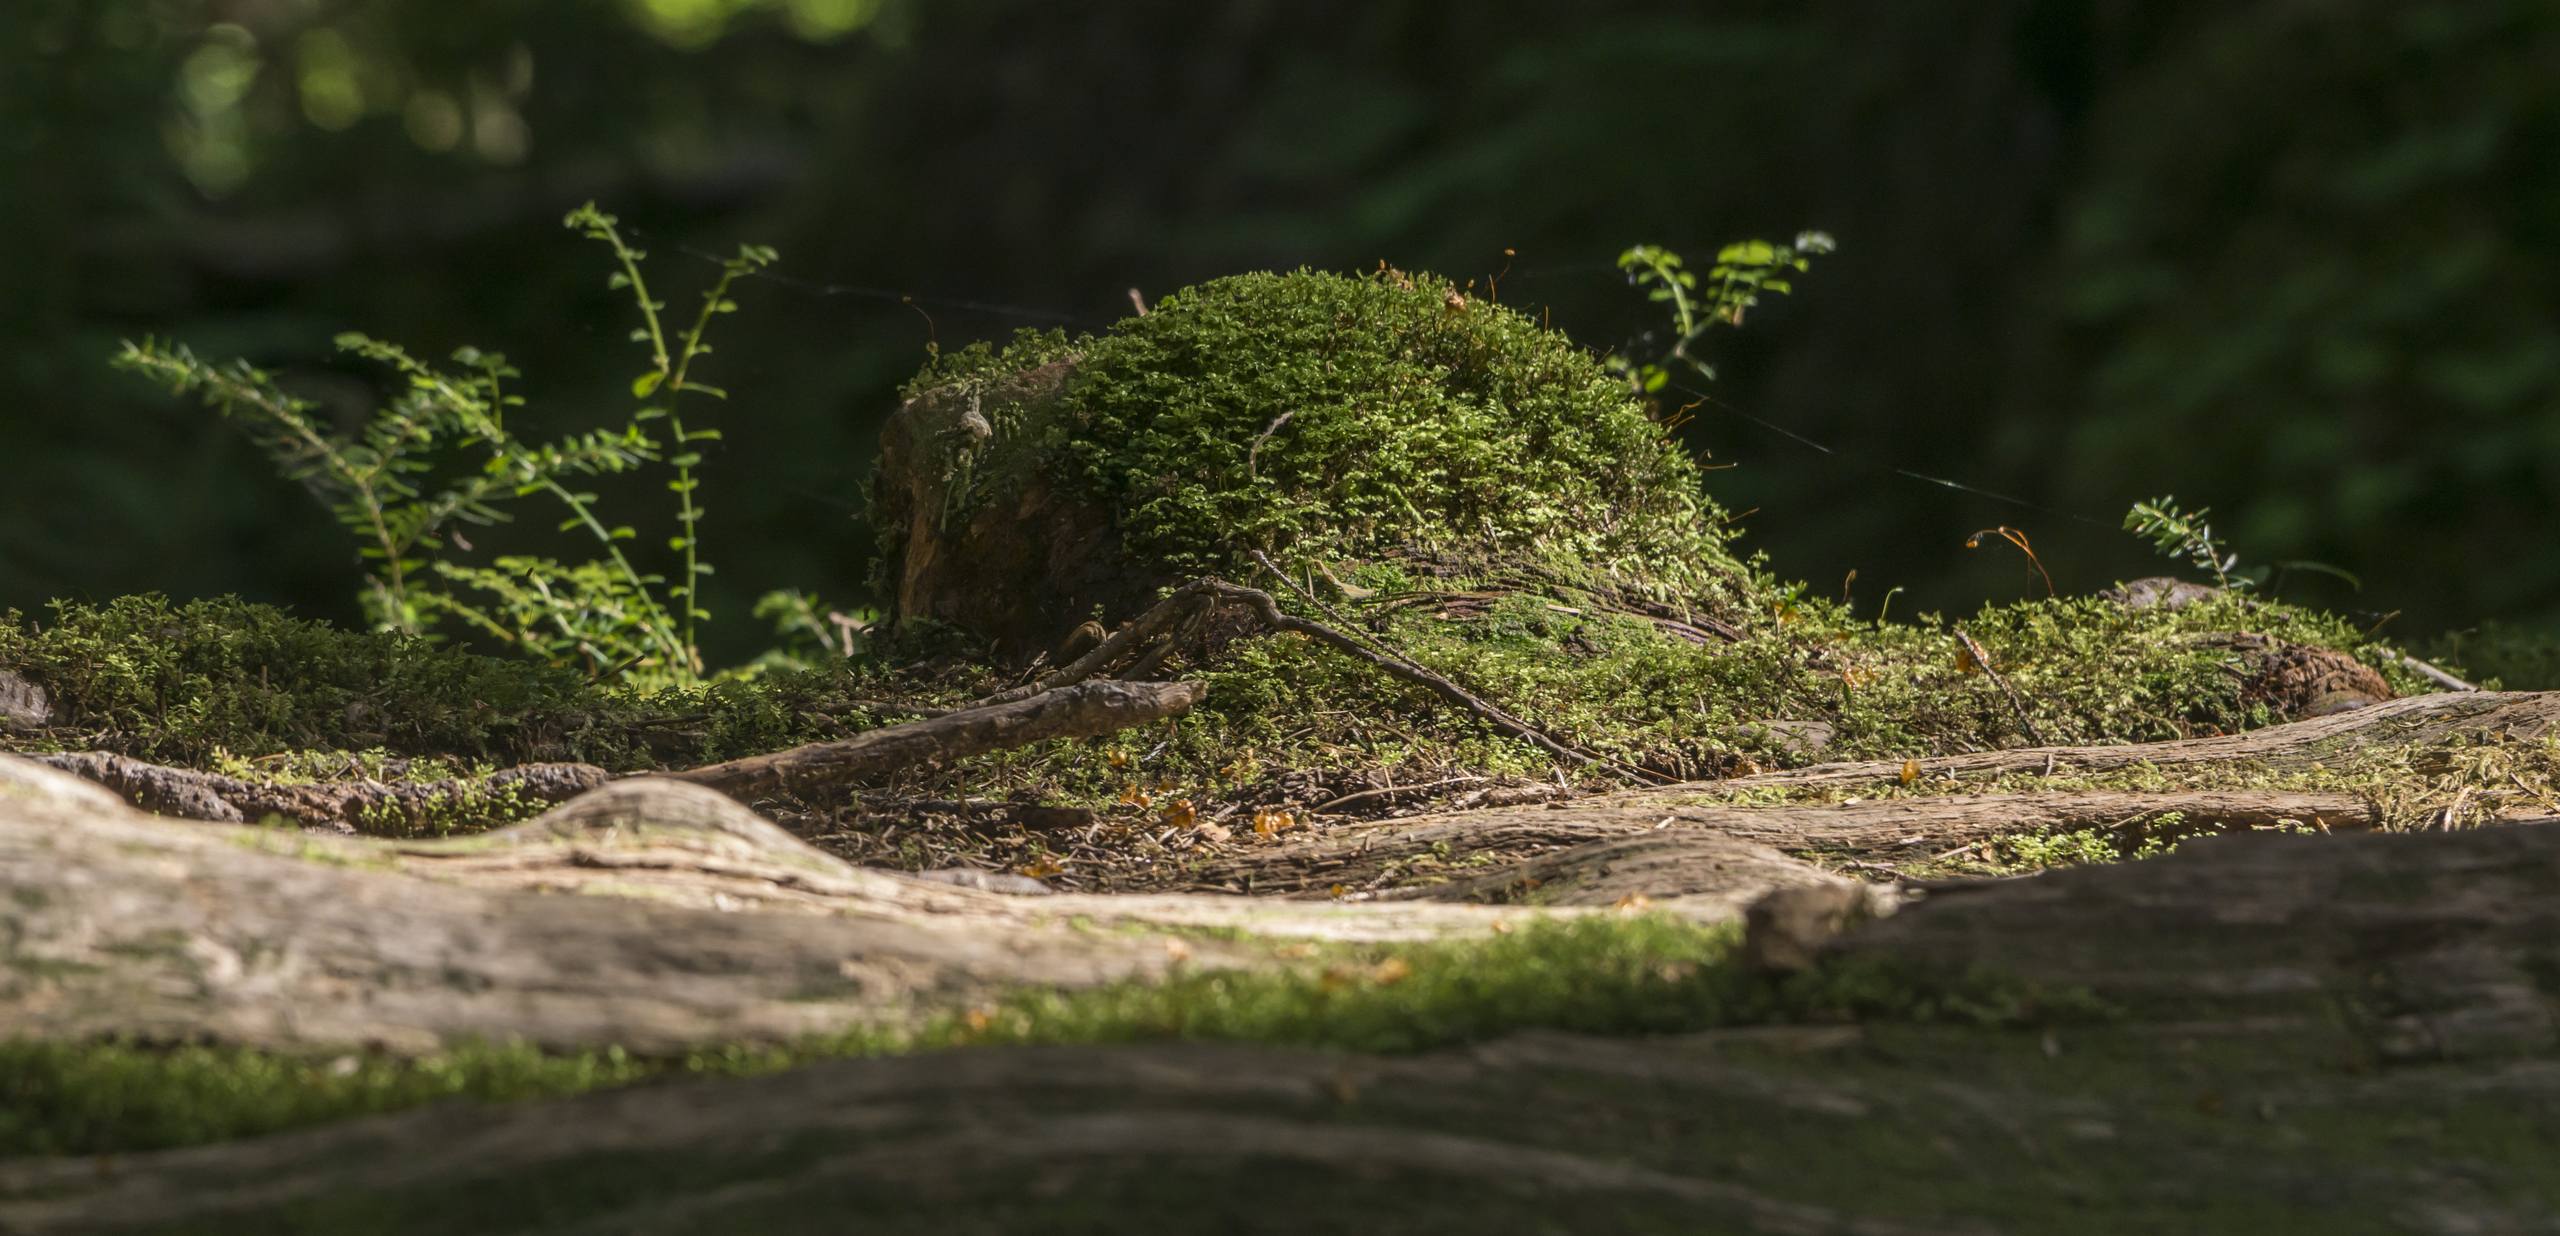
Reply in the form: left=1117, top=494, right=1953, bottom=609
left=1312, top=776, right=1489, bottom=816
left=2393, top=650, right=2478, bottom=693
left=1953, top=624, right=2047, bottom=746
left=668, top=679, right=1204, bottom=801
left=1239, top=556, right=1664, bottom=783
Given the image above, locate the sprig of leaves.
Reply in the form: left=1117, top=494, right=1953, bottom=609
left=1612, top=231, right=1834, bottom=392
left=2123, top=495, right=2247, bottom=590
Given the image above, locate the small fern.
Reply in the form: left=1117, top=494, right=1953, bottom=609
left=2123, top=495, right=2247, bottom=590
left=114, top=202, right=778, bottom=686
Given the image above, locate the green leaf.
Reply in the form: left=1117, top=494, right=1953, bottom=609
left=631, top=372, right=665, bottom=398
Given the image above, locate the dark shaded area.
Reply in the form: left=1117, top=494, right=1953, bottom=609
left=5, top=0, right=2555, bottom=663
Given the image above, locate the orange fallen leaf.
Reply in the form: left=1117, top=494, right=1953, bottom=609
left=1369, top=957, right=1413, bottom=985
left=1018, top=855, right=1066, bottom=880
left=1898, top=759, right=1920, bottom=787
left=1612, top=892, right=1653, bottom=914
left=1160, top=798, right=1198, bottom=829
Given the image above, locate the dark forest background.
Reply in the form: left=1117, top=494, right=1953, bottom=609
left=7, top=0, right=2555, bottom=666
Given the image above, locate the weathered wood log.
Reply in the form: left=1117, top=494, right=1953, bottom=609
left=1801, top=816, right=2560, bottom=1062
left=15, top=819, right=2560, bottom=1234
left=0, top=757, right=1645, bottom=1056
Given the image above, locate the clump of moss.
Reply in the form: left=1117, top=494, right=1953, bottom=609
left=0, top=594, right=614, bottom=765
left=0, top=594, right=955, bottom=771
left=909, top=269, right=1758, bottom=615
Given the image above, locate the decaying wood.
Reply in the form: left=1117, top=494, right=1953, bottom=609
left=30, top=679, right=1198, bottom=827
left=0, top=756, right=1687, bottom=1056
left=1796, top=815, right=2560, bottom=1061
left=16, top=819, right=2560, bottom=1234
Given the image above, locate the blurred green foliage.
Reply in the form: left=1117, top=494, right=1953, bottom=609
left=3, top=0, right=2554, bottom=657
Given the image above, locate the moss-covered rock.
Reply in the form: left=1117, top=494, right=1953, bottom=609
left=878, top=268, right=1757, bottom=654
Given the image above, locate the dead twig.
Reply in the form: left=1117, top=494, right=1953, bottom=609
left=1243, top=555, right=1667, bottom=784
left=1312, top=776, right=1489, bottom=816
left=1953, top=625, right=2048, bottom=746
left=2393, top=651, right=2478, bottom=694
left=669, top=680, right=1205, bottom=801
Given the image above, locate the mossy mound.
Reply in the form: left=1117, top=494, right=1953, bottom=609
left=885, top=268, right=1762, bottom=652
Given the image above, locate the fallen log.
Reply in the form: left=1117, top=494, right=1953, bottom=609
left=1788, top=815, right=2560, bottom=1062
left=0, top=756, right=1705, bottom=1056
left=15, top=818, right=2560, bottom=1234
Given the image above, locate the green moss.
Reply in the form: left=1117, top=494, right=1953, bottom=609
left=0, top=595, right=604, bottom=765
left=0, top=914, right=2103, bottom=1157
left=0, top=594, right=967, bottom=776
left=908, top=269, right=1755, bottom=610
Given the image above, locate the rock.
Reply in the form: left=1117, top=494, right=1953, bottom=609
left=910, top=867, right=1055, bottom=896
left=1739, top=719, right=1833, bottom=760
left=2099, top=576, right=2223, bottom=611
left=1739, top=882, right=1899, bottom=973
left=0, top=669, right=49, bottom=731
